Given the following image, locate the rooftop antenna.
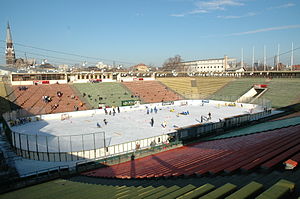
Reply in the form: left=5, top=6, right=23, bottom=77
left=291, top=42, right=294, bottom=71
left=252, top=46, right=255, bottom=71
left=263, top=45, right=266, bottom=71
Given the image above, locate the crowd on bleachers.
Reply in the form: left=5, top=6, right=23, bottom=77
left=10, top=84, right=87, bottom=115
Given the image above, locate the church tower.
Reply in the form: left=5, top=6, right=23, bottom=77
left=5, top=22, right=16, bottom=66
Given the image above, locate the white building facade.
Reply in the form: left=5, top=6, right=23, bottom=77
left=181, top=56, right=236, bottom=73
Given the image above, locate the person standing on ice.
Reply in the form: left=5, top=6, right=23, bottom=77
left=208, top=112, right=211, bottom=120
left=150, top=117, right=154, bottom=127
left=103, top=119, right=108, bottom=125
left=162, top=120, right=167, bottom=128
left=97, top=122, right=102, bottom=128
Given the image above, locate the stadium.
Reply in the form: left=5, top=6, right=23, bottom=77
left=1, top=70, right=300, bottom=199
left=1, top=5, right=300, bottom=197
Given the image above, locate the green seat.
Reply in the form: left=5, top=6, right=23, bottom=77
left=117, top=186, right=154, bottom=199
left=199, top=183, right=237, bottom=199
left=143, top=185, right=180, bottom=199
left=159, top=184, right=196, bottom=199
left=133, top=185, right=166, bottom=199
left=225, top=181, right=263, bottom=199
left=256, top=179, right=295, bottom=199
left=177, top=184, right=215, bottom=199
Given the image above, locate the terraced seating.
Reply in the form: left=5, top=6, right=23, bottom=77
left=122, top=81, right=182, bottom=103
left=211, top=78, right=300, bottom=108
left=196, top=77, right=234, bottom=99
left=199, top=183, right=237, bottom=199
left=210, top=78, right=267, bottom=101
left=0, top=82, right=11, bottom=114
left=177, top=184, right=215, bottom=199
left=256, top=179, right=295, bottom=199
left=157, top=77, right=233, bottom=99
left=204, top=116, right=300, bottom=141
left=73, top=82, right=139, bottom=108
left=0, top=178, right=297, bottom=199
left=82, top=124, right=300, bottom=179
left=225, top=181, right=263, bottom=199
left=10, top=84, right=87, bottom=115
left=157, top=77, right=199, bottom=99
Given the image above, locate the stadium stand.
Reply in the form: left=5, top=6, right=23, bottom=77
left=122, top=80, right=182, bottom=103
left=8, top=84, right=87, bottom=115
left=210, top=78, right=266, bottom=101
left=2, top=77, right=300, bottom=198
left=157, top=77, right=234, bottom=99
left=0, top=82, right=11, bottom=115
left=73, top=82, right=139, bottom=108
left=196, top=77, right=234, bottom=99
left=82, top=124, right=300, bottom=179
left=203, top=116, right=300, bottom=141
left=157, top=77, right=199, bottom=99
left=211, top=78, right=300, bottom=108
left=0, top=178, right=297, bottom=199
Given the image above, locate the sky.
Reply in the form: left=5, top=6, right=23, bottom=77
left=0, top=0, right=300, bottom=67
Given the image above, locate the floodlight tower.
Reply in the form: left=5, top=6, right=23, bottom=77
left=241, top=48, right=244, bottom=68
left=291, top=42, right=294, bottom=71
left=252, top=46, right=255, bottom=71
left=263, top=45, right=266, bottom=71
left=277, top=44, right=280, bottom=71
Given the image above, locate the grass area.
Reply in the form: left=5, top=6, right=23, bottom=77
left=73, top=82, right=139, bottom=108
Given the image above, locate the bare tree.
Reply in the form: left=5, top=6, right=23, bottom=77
left=162, top=55, right=184, bottom=72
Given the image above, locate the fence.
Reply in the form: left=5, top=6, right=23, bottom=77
left=10, top=131, right=170, bottom=162
left=2, top=99, right=271, bottom=162
left=173, top=109, right=271, bottom=141
left=8, top=110, right=270, bottom=162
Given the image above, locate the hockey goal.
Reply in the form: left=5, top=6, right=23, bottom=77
left=61, top=113, right=71, bottom=121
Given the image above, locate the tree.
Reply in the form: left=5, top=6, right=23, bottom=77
left=162, top=55, right=184, bottom=72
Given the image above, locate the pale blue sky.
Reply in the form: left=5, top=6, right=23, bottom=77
left=0, top=0, right=299, bottom=67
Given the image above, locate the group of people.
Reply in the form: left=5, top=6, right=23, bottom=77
left=97, top=118, right=108, bottom=128
left=51, top=103, right=59, bottom=110
left=42, top=95, right=52, bottom=103
left=18, top=86, right=28, bottom=91
left=104, top=107, right=120, bottom=116
left=149, top=117, right=167, bottom=128
left=146, top=106, right=158, bottom=114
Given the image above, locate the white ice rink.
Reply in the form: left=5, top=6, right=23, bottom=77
left=11, top=100, right=259, bottom=150
left=7, top=100, right=262, bottom=175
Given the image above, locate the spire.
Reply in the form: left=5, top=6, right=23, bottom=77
left=6, top=21, right=13, bottom=43
left=5, top=21, right=16, bottom=66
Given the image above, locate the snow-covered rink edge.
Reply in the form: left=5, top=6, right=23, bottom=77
left=11, top=100, right=261, bottom=152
